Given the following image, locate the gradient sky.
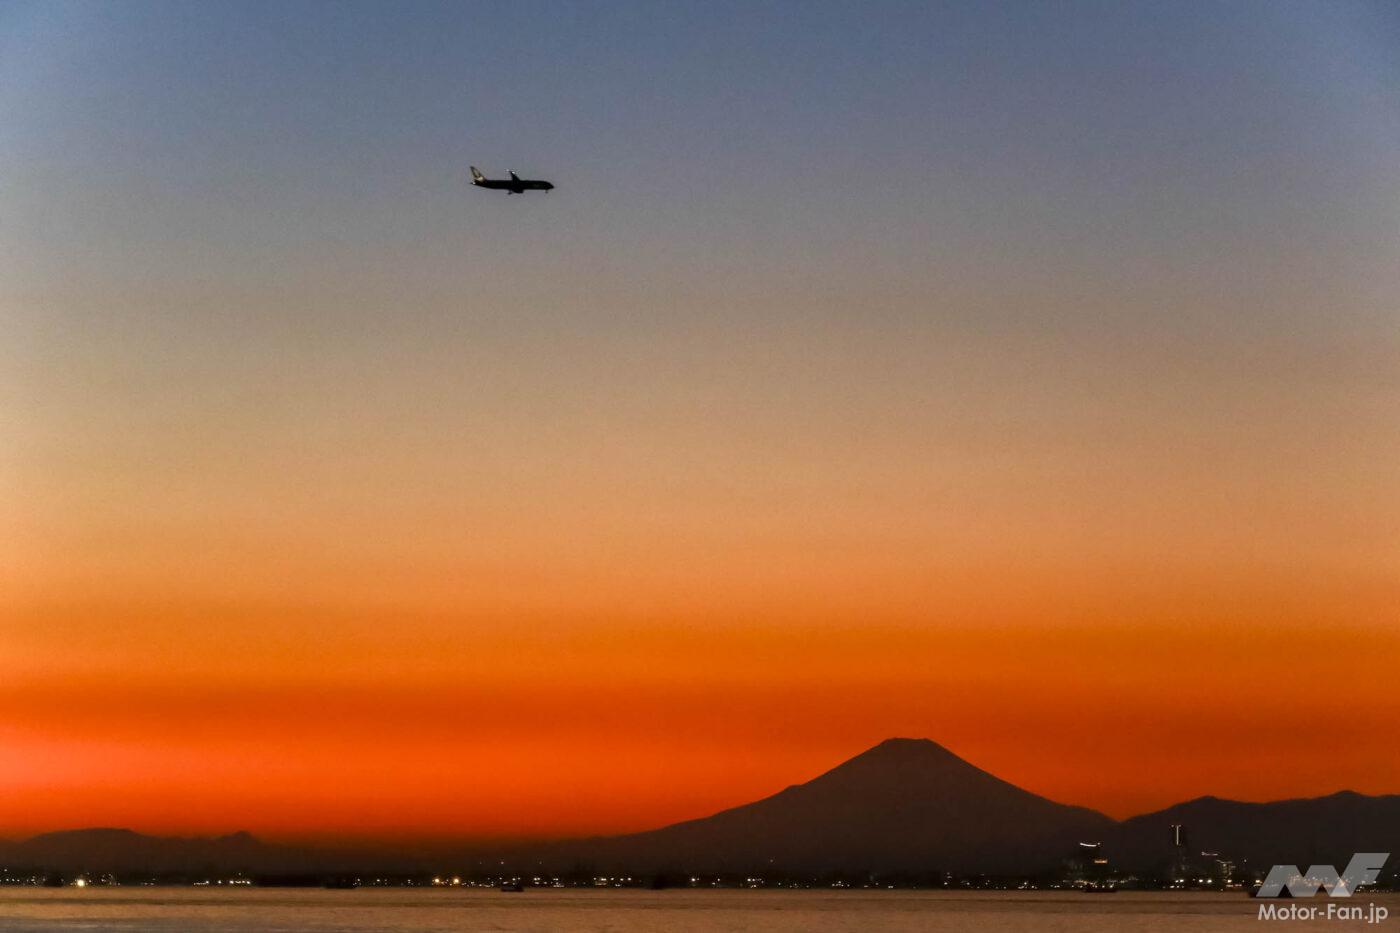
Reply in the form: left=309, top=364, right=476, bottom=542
left=2, top=0, right=1399, bottom=843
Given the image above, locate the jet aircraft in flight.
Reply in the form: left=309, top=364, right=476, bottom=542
left=470, top=166, right=554, bottom=194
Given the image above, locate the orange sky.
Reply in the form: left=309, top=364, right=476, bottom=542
left=3, top=0, right=1399, bottom=845
left=3, top=315, right=1399, bottom=841
left=4, top=483, right=1398, bottom=841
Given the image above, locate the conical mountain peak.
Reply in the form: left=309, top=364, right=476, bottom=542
left=563, top=737, right=1114, bottom=874
left=847, top=737, right=964, bottom=764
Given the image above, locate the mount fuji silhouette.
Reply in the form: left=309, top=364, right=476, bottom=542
left=548, top=737, right=1114, bottom=873
left=8, top=738, right=1400, bottom=877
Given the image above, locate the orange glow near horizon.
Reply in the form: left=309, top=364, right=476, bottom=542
left=4, top=578, right=1399, bottom=842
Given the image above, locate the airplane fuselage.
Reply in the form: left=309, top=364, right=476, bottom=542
left=475, top=179, right=553, bottom=193
left=470, top=167, right=553, bottom=194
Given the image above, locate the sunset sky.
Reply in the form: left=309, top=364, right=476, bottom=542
left=2, top=0, right=1399, bottom=843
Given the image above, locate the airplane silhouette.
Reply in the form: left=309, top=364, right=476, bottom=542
left=470, top=166, right=554, bottom=194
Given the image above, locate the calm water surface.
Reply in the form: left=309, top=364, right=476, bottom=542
left=1, top=888, right=1392, bottom=932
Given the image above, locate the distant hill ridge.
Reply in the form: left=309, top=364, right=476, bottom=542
left=0, top=826, right=320, bottom=874
left=5, top=738, right=1399, bottom=875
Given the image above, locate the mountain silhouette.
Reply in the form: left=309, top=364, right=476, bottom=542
left=548, top=737, right=1114, bottom=874
left=0, top=828, right=329, bottom=874
left=9, top=740, right=1400, bottom=878
left=1110, top=790, right=1400, bottom=872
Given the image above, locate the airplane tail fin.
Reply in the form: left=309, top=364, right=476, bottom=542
left=470, top=166, right=486, bottom=183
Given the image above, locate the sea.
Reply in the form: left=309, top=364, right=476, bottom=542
left=3, top=888, right=1393, bottom=932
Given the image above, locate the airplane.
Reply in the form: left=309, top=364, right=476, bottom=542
left=470, top=165, right=554, bottom=194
